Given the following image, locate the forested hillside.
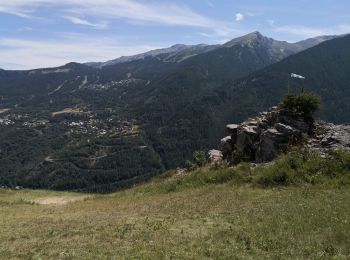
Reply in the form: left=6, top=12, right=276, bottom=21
left=0, top=32, right=348, bottom=191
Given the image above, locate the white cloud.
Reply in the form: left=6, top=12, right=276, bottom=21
left=0, top=5, right=32, bottom=18
left=198, top=25, right=245, bottom=40
left=235, top=13, right=244, bottom=22
left=0, top=1, right=248, bottom=36
left=0, top=0, right=218, bottom=29
left=0, top=35, right=161, bottom=70
left=63, top=16, right=108, bottom=29
left=274, top=25, right=325, bottom=38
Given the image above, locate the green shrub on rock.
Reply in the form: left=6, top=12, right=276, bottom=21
left=185, top=150, right=207, bottom=170
left=282, top=92, right=321, bottom=121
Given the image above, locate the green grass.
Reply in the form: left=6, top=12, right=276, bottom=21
left=1, top=150, right=350, bottom=259
left=253, top=149, right=350, bottom=187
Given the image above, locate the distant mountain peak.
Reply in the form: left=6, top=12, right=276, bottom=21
left=248, top=31, right=263, bottom=37
left=85, top=32, right=340, bottom=69
left=223, top=31, right=266, bottom=47
left=169, top=44, right=188, bottom=48
left=63, top=62, right=84, bottom=68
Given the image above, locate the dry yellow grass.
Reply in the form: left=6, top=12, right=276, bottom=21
left=1, top=182, right=350, bottom=259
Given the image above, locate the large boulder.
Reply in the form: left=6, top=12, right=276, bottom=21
left=256, top=128, right=288, bottom=162
left=226, top=124, right=239, bottom=133
left=226, top=124, right=239, bottom=144
left=235, top=126, right=259, bottom=159
left=221, top=136, right=233, bottom=158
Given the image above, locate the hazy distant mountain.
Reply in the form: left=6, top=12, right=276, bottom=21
left=294, top=35, right=342, bottom=51
left=86, top=44, right=219, bottom=68
left=85, top=31, right=338, bottom=69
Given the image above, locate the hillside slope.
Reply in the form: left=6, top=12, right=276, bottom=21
left=1, top=32, right=318, bottom=191
left=0, top=33, right=346, bottom=191
left=1, top=151, right=350, bottom=259
left=223, top=34, right=350, bottom=123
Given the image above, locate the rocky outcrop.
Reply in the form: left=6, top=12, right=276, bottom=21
left=307, top=121, right=350, bottom=156
left=213, top=104, right=314, bottom=164
left=212, top=105, right=350, bottom=164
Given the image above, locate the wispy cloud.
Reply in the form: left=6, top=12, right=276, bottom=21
left=198, top=26, right=245, bottom=40
left=0, top=35, right=161, bottom=70
left=63, top=16, right=108, bottom=29
left=274, top=25, right=325, bottom=38
left=0, top=0, right=242, bottom=48
left=0, top=0, right=224, bottom=29
left=274, top=24, right=350, bottom=38
left=0, top=5, right=33, bottom=18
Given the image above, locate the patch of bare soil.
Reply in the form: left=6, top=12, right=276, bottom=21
left=33, top=196, right=88, bottom=205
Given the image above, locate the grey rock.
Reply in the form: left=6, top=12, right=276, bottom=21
left=279, top=116, right=311, bottom=133
left=221, top=136, right=232, bottom=145
left=242, top=125, right=259, bottom=135
left=275, top=123, right=300, bottom=136
left=227, top=124, right=239, bottom=133
left=307, top=121, right=350, bottom=155
left=226, top=124, right=239, bottom=144
left=246, top=120, right=260, bottom=126
left=208, top=150, right=223, bottom=162
left=235, top=126, right=259, bottom=155
left=255, top=128, right=288, bottom=162
left=221, top=136, right=234, bottom=158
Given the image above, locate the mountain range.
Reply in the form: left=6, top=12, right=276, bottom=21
left=0, top=31, right=348, bottom=192
left=85, top=32, right=338, bottom=68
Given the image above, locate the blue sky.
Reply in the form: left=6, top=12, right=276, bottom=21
left=0, top=0, right=349, bottom=70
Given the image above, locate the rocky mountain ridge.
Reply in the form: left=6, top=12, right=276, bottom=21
left=84, top=32, right=338, bottom=69
left=85, top=43, right=219, bottom=68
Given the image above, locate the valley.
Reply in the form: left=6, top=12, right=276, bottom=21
left=1, top=1, right=350, bottom=259
left=0, top=32, right=349, bottom=192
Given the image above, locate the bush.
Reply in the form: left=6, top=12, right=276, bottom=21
left=185, top=150, right=207, bottom=170
left=256, top=165, right=296, bottom=187
left=282, top=92, right=321, bottom=121
left=254, top=148, right=350, bottom=187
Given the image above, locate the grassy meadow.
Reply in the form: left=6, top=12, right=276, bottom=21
left=1, top=150, right=350, bottom=259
